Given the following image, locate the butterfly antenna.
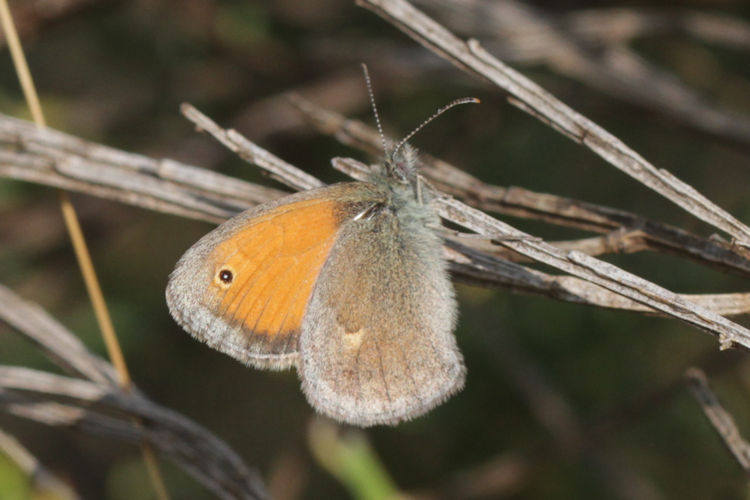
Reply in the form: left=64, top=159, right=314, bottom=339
left=361, top=63, right=389, bottom=158
left=392, top=97, right=480, bottom=160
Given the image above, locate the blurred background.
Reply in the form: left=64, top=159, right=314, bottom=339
left=1, top=0, right=750, bottom=498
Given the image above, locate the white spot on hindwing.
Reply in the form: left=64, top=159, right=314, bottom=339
left=343, top=327, right=365, bottom=350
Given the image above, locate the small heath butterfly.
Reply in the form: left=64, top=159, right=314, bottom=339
left=167, top=68, right=478, bottom=426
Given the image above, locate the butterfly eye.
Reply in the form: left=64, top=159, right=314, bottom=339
left=218, top=269, right=233, bottom=284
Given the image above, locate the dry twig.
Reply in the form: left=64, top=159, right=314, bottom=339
left=291, top=95, right=750, bottom=279
left=333, top=154, right=750, bottom=349
left=565, top=8, right=750, bottom=51
left=182, top=103, right=750, bottom=324
left=0, top=111, right=285, bottom=223
left=412, top=0, right=750, bottom=148
left=356, top=0, right=750, bottom=248
left=423, top=351, right=744, bottom=499
left=489, top=330, right=662, bottom=500
left=3, top=103, right=750, bottom=326
left=0, top=284, right=268, bottom=500
left=1, top=0, right=749, bottom=366
left=2, top=1, right=747, bottom=497
left=685, top=368, right=750, bottom=475
left=0, top=427, right=80, bottom=499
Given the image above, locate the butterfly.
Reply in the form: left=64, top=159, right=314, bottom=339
left=167, top=66, right=478, bottom=426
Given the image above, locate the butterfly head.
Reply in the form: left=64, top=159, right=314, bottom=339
left=384, top=142, right=418, bottom=185
left=360, top=63, right=479, bottom=192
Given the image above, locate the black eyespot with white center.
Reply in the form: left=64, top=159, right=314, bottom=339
left=219, top=269, right=233, bottom=284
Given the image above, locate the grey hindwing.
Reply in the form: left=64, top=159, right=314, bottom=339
left=298, top=182, right=464, bottom=426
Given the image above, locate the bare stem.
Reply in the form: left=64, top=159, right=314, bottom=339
left=685, top=368, right=750, bottom=475
left=356, top=0, right=750, bottom=246
left=0, top=284, right=269, bottom=500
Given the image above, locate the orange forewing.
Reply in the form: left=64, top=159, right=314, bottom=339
left=206, top=198, right=342, bottom=351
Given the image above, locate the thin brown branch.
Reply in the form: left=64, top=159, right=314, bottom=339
left=685, top=368, right=750, bottom=475
left=334, top=155, right=750, bottom=350
left=229, top=68, right=374, bottom=142
left=0, top=283, right=268, bottom=500
left=178, top=102, right=750, bottom=322
left=0, top=111, right=285, bottom=223
left=3, top=107, right=750, bottom=321
left=152, top=105, right=750, bottom=324
left=410, top=2, right=750, bottom=52
left=423, top=349, right=745, bottom=499
left=180, top=103, right=324, bottom=192
left=356, top=0, right=750, bottom=248
left=412, top=1, right=750, bottom=148
left=291, top=94, right=750, bottom=279
left=0, top=3, right=177, bottom=488
left=0, top=285, right=117, bottom=385
left=488, top=331, right=662, bottom=500
left=447, top=241, right=750, bottom=318
left=567, top=8, right=750, bottom=51
left=0, top=427, right=81, bottom=499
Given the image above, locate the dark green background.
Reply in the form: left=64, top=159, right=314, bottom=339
left=1, top=0, right=750, bottom=498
